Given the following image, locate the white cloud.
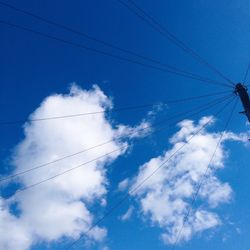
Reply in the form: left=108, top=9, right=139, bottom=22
left=161, top=210, right=220, bottom=244
left=0, top=84, right=150, bottom=250
left=118, top=178, right=129, bottom=191
left=128, top=116, right=247, bottom=245
left=115, top=120, right=152, bottom=139
left=119, top=206, right=134, bottom=221
left=0, top=198, right=31, bottom=250
left=199, top=176, right=232, bottom=208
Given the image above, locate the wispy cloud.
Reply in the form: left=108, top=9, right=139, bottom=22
left=119, top=206, right=134, bottom=221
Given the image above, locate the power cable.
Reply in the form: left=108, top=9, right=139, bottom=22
left=0, top=90, right=231, bottom=126
left=243, top=63, right=250, bottom=84
left=66, top=96, right=235, bottom=249
left=170, top=97, right=238, bottom=249
left=117, top=0, right=234, bottom=86
left=0, top=19, right=232, bottom=88
left=0, top=94, right=233, bottom=184
left=0, top=1, right=230, bottom=88
left=7, top=147, right=127, bottom=198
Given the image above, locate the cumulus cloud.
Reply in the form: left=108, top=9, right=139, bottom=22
left=0, top=198, right=31, bottom=250
left=0, top=84, right=151, bottom=250
left=127, top=116, right=247, bottom=245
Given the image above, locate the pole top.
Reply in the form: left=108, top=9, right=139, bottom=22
left=235, top=83, right=247, bottom=93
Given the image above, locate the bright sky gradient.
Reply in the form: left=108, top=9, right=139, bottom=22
left=1, top=1, right=250, bottom=250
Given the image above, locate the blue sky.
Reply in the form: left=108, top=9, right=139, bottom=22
left=1, top=0, right=250, bottom=249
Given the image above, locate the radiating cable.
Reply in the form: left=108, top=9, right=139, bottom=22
left=170, top=97, right=238, bottom=249
left=117, top=0, right=234, bottom=86
left=0, top=94, right=233, bottom=183
left=66, top=96, right=235, bottom=249
left=243, top=63, right=250, bottom=84
left=0, top=19, right=232, bottom=88
left=0, top=1, right=230, bottom=88
left=0, top=90, right=231, bottom=126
